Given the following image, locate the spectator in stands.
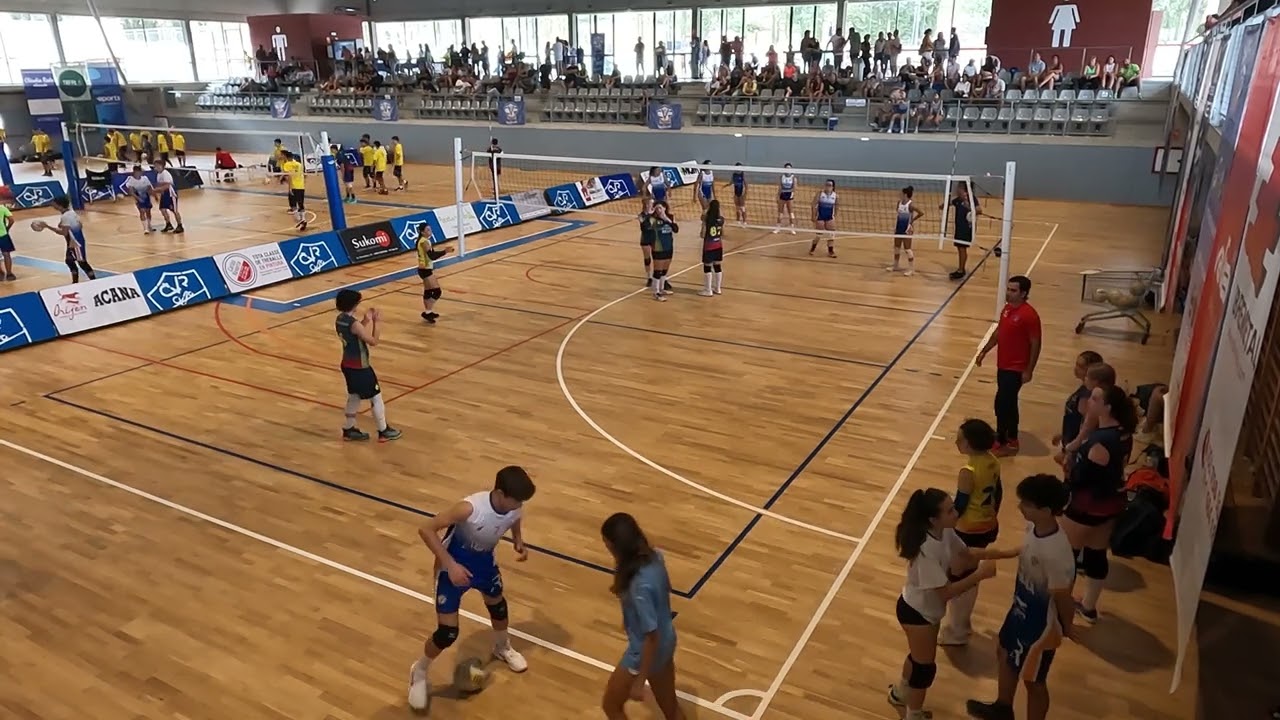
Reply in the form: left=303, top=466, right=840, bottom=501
left=604, top=68, right=621, bottom=90
left=801, top=31, right=820, bottom=72
left=1020, top=52, right=1047, bottom=90
left=982, top=54, right=1002, bottom=74
left=1102, top=55, right=1119, bottom=91
left=719, top=36, right=731, bottom=69
left=963, top=58, right=978, bottom=80
left=1117, top=57, right=1141, bottom=93
left=861, top=74, right=883, bottom=98
left=708, top=65, right=731, bottom=96
left=733, top=36, right=745, bottom=69
left=982, top=70, right=1006, bottom=99
left=563, top=63, right=585, bottom=89
left=656, top=41, right=667, bottom=73
left=916, top=92, right=945, bottom=129
left=948, top=28, right=961, bottom=61
left=805, top=72, right=826, bottom=98
left=929, top=64, right=947, bottom=93
left=888, top=87, right=911, bottom=132
left=954, top=73, right=973, bottom=99
left=690, top=34, right=702, bottom=79
left=480, top=42, right=490, bottom=76
left=214, top=147, right=238, bottom=182
left=1037, top=54, right=1063, bottom=89
left=659, top=62, right=676, bottom=90
left=738, top=69, right=759, bottom=96
left=760, top=63, right=780, bottom=90
left=873, top=33, right=889, bottom=76
left=932, top=31, right=947, bottom=67
left=918, top=29, right=934, bottom=69
left=889, top=30, right=903, bottom=73
left=860, top=34, right=873, bottom=79
left=538, top=61, right=553, bottom=91
left=702, top=39, right=712, bottom=75
left=828, top=29, right=847, bottom=70
left=945, top=56, right=961, bottom=87
left=1081, top=56, right=1101, bottom=89
left=783, top=59, right=799, bottom=83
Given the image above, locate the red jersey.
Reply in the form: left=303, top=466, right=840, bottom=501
left=996, top=301, right=1041, bottom=372
left=215, top=151, right=236, bottom=169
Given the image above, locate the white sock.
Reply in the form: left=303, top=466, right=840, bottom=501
left=343, top=394, right=360, bottom=429
left=371, top=394, right=388, bottom=432
left=906, top=249, right=915, bottom=266
left=892, top=250, right=901, bottom=267
left=714, top=270, right=723, bottom=292
left=411, top=655, right=431, bottom=682
left=493, top=628, right=509, bottom=649
left=788, top=213, right=795, bottom=226
left=1082, top=576, right=1104, bottom=610
left=703, top=272, right=713, bottom=293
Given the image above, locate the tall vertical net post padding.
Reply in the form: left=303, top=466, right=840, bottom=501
left=60, top=122, right=83, bottom=210
left=996, top=161, right=1016, bottom=321
left=454, top=137, right=468, bottom=257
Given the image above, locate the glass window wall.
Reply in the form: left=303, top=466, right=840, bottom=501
left=190, top=20, right=252, bottom=81
left=0, top=12, right=60, bottom=86
left=58, top=15, right=194, bottom=83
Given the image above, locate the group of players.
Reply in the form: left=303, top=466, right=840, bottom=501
left=636, top=161, right=986, bottom=293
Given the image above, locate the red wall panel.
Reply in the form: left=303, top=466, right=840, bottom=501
left=985, top=0, right=1154, bottom=75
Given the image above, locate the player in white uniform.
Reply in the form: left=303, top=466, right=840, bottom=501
left=151, top=159, right=184, bottom=234
left=889, top=185, right=925, bottom=276
left=408, top=466, right=536, bottom=712
left=123, top=165, right=155, bottom=233
left=31, top=195, right=96, bottom=283
left=774, top=164, right=797, bottom=234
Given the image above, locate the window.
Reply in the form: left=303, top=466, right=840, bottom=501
left=190, top=21, right=252, bottom=81
left=1150, top=0, right=1194, bottom=77
left=0, top=12, right=60, bottom=86
left=58, top=15, right=194, bottom=83
left=373, top=20, right=463, bottom=65
left=654, top=10, right=693, bottom=77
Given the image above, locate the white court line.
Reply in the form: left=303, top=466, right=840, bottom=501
left=750, top=224, right=1059, bottom=720
left=555, top=238, right=863, bottom=544
left=716, top=689, right=768, bottom=705
left=0, top=438, right=751, bottom=720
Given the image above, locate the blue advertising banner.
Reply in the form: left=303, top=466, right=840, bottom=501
left=88, top=64, right=126, bottom=126
left=597, top=172, right=640, bottom=200
left=372, top=97, right=399, bottom=122
left=20, top=69, right=63, bottom=136
left=390, top=211, right=437, bottom=250
left=647, top=102, right=683, bottom=131
left=0, top=291, right=58, bottom=353
left=10, top=180, right=66, bottom=209
left=133, top=257, right=229, bottom=314
left=471, top=199, right=521, bottom=230
left=278, top=232, right=349, bottom=277
left=271, top=96, right=292, bottom=119
left=544, top=182, right=586, bottom=211
left=497, top=96, right=526, bottom=126
left=591, top=34, right=606, bottom=78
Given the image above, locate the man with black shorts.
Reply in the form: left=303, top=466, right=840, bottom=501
left=947, top=184, right=981, bottom=280
left=335, top=289, right=401, bottom=442
left=488, top=137, right=502, bottom=193
left=280, top=151, right=307, bottom=232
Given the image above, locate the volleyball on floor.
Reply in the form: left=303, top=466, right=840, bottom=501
left=453, top=657, right=489, bottom=693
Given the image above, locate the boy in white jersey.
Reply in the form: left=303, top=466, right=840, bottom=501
left=408, top=466, right=535, bottom=711
left=150, top=160, right=185, bottom=234
left=966, top=473, right=1076, bottom=720
left=123, top=165, right=155, bottom=233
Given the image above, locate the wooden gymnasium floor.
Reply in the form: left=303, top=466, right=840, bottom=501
left=0, top=155, right=1198, bottom=720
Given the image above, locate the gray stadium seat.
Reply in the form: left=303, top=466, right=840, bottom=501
left=1004, top=89, right=1022, bottom=103
left=1022, top=89, right=1039, bottom=102
left=1070, top=107, right=1089, bottom=134
left=1120, top=86, right=1141, bottom=99
left=1090, top=108, right=1111, bottom=134
left=1014, top=107, right=1034, bottom=132
left=1057, top=89, right=1076, bottom=103
left=997, top=106, right=1014, bottom=131
left=1051, top=107, right=1069, bottom=132
left=980, top=107, right=998, bottom=130
left=962, top=106, right=981, bottom=129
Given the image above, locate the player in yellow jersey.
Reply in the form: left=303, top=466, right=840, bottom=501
left=416, top=228, right=451, bottom=323
left=171, top=130, right=186, bottom=166
left=940, top=418, right=1003, bottom=647
left=358, top=138, right=375, bottom=189
left=372, top=140, right=389, bottom=194
left=31, top=128, right=53, bottom=176
left=155, top=131, right=170, bottom=166
left=102, top=132, right=120, bottom=172
left=390, top=135, right=407, bottom=191
left=280, top=151, right=308, bottom=231
left=128, top=130, right=142, bottom=161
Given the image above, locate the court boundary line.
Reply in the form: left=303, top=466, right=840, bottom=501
left=748, top=223, right=1060, bottom=720
left=0, top=437, right=750, bottom=720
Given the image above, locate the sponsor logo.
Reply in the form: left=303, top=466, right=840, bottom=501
left=478, top=203, right=513, bottom=228
left=95, top=94, right=122, bottom=103
left=502, top=101, right=522, bottom=124
left=92, top=285, right=142, bottom=307
left=147, top=269, right=211, bottom=309
left=0, top=308, right=32, bottom=349
left=220, top=253, right=259, bottom=289
left=399, top=219, right=430, bottom=246
left=655, top=104, right=674, bottom=129
left=57, top=68, right=89, bottom=98
left=662, top=168, right=681, bottom=187
left=604, top=179, right=628, bottom=198
left=290, top=241, right=339, bottom=275
left=50, top=290, right=87, bottom=321
left=553, top=190, right=576, bottom=209
left=339, top=221, right=401, bottom=264
left=374, top=98, right=398, bottom=121
left=15, top=185, right=55, bottom=208
left=351, top=229, right=393, bottom=249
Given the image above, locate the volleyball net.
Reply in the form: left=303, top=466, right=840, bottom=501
left=72, top=122, right=327, bottom=181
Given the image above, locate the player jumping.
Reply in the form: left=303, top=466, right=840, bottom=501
left=407, top=466, right=536, bottom=712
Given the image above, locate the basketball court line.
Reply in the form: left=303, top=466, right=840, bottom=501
left=748, top=223, right=1059, bottom=720
left=0, top=437, right=754, bottom=720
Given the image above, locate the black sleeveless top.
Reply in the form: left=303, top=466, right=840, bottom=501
left=1061, top=384, right=1090, bottom=446
left=1068, top=424, right=1129, bottom=514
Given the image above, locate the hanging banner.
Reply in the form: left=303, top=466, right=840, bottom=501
left=20, top=69, right=63, bottom=136
left=88, top=64, right=126, bottom=127
left=1168, top=14, right=1280, bottom=692
left=591, top=33, right=606, bottom=78
left=647, top=102, right=683, bottom=130
left=497, top=96, right=526, bottom=126
left=372, top=97, right=399, bottom=122
left=270, top=96, right=292, bottom=119
left=53, top=63, right=99, bottom=128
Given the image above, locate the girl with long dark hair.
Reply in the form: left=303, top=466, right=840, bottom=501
left=889, top=488, right=1010, bottom=720
left=1053, top=351, right=1105, bottom=467
left=699, top=199, right=725, bottom=297
left=600, top=513, right=683, bottom=719
left=939, top=418, right=1003, bottom=646
left=650, top=202, right=678, bottom=301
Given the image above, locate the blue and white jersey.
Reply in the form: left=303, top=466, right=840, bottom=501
left=648, top=174, right=668, bottom=202
left=816, top=190, right=837, bottom=221
left=443, top=491, right=522, bottom=571
left=59, top=209, right=87, bottom=248
left=895, top=199, right=913, bottom=234
left=699, top=169, right=714, bottom=199
left=779, top=173, right=796, bottom=201
left=124, top=176, right=153, bottom=207
left=153, top=170, right=178, bottom=199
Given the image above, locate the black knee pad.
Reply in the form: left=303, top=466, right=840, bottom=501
left=644, top=257, right=652, bottom=267
left=713, top=263, right=722, bottom=272
left=426, top=287, right=442, bottom=300
left=486, top=598, right=509, bottom=622
left=431, top=624, right=460, bottom=650
left=1081, top=547, right=1109, bottom=580
left=906, top=655, right=937, bottom=689
left=703, top=264, right=712, bottom=273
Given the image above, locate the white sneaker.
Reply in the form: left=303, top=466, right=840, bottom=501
left=493, top=644, right=528, bottom=673
left=903, top=268, right=914, bottom=277
left=937, top=628, right=970, bottom=646
left=772, top=228, right=780, bottom=234
left=408, top=664, right=431, bottom=711
left=789, top=229, right=796, bottom=235
left=653, top=294, right=667, bottom=302
left=713, top=287, right=722, bottom=295
left=885, top=265, right=901, bottom=273
left=697, top=289, right=713, bottom=297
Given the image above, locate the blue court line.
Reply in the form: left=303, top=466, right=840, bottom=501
left=683, top=247, right=997, bottom=597
left=205, top=183, right=433, bottom=211
left=44, top=392, right=638, bottom=591
left=12, top=255, right=119, bottom=276
left=222, top=219, right=593, bottom=313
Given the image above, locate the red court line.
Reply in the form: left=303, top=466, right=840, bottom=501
left=449, top=287, right=595, bottom=313
left=64, top=337, right=344, bottom=410
left=211, top=301, right=416, bottom=389
left=523, top=262, right=573, bottom=290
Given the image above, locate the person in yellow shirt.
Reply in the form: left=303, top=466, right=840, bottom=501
left=102, top=132, right=120, bottom=172
left=128, top=130, right=142, bottom=162
left=171, top=131, right=186, bottom=166
left=112, top=128, right=127, bottom=156
left=372, top=139, right=388, bottom=194
left=358, top=138, right=375, bottom=189
left=155, top=131, right=170, bottom=166
left=390, top=135, right=407, bottom=191
left=31, top=129, right=53, bottom=176
left=269, top=138, right=286, bottom=176
left=941, top=418, right=1004, bottom=647
left=280, top=151, right=308, bottom=232
left=416, top=228, right=451, bottom=323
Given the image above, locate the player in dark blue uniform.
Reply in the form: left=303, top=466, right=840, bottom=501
left=697, top=161, right=715, bottom=212
left=947, top=183, right=982, bottom=280
left=331, top=143, right=358, bottom=203
left=810, top=180, right=839, bottom=258
left=650, top=202, right=679, bottom=301
left=729, top=162, right=747, bottom=225
left=638, top=197, right=659, bottom=287
left=334, top=289, right=400, bottom=442
left=699, top=199, right=725, bottom=297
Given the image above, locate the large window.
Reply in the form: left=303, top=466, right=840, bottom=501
left=372, top=20, right=463, bottom=64
left=0, top=13, right=60, bottom=85
left=503, top=15, right=571, bottom=70
left=58, top=15, right=194, bottom=82
left=1150, top=0, right=1194, bottom=77
left=190, top=21, right=252, bottom=81
left=654, top=10, right=694, bottom=76
left=576, top=11, right=694, bottom=77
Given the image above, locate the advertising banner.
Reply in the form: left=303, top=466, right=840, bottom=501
left=471, top=200, right=521, bottom=230
left=20, top=69, right=63, bottom=136
left=372, top=97, right=399, bottom=122
left=214, top=242, right=295, bottom=293
left=506, top=189, right=551, bottom=220
left=279, top=232, right=348, bottom=277
left=545, top=183, right=586, bottom=211
left=270, top=96, right=292, bottom=119
left=53, top=63, right=98, bottom=128
left=338, top=221, right=403, bottom=263
left=591, top=34, right=606, bottom=78
left=497, top=96, right=526, bottom=126
left=577, top=176, right=609, bottom=206
left=597, top=172, right=640, bottom=201
left=88, top=64, right=126, bottom=127
left=647, top=102, right=683, bottom=131
left=431, top=203, right=483, bottom=240
left=39, top=274, right=150, bottom=336
left=134, top=258, right=228, bottom=313
left=391, top=212, right=435, bottom=250
left=9, top=180, right=66, bottom=209
left=0, top=292, right=58, bottom=353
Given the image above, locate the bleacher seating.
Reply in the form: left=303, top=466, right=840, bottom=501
left=541, top=87, right=649, bottom=125
left=309, top=94, right=377, bottom=116
left=195, top=81, right=298, bottom=115
left=416, top=95, right=504, bottom=122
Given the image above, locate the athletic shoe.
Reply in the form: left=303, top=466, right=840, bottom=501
left=160, top=224, right=174, bottom=233
left=1074, top=599, right=1099, bottom=625
left=174, top=224, right=185, bottom=234
left=378, top=427, right=402, bottom=442
left=949, top=270, right=966, bottom=280
left=965, top=700, right=1015, bottom=720
left=407, top=664, right=431, bottom=712
left=493, top=644, right=528, bottom=673
left=697, top=289, right=713, bottom=297
left=887, top=686, right=934, bottom=719
left=993, top=440, right=1020, bottom=457
left=342, top=427, right=370, bottom=441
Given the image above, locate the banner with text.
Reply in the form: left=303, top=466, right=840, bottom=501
left=279, top=232, right=348, bottom=277
left=338, top=221, right=403, bottom=264
left=134, top=258, right=229, bottom=313
left=471, top=200, right=521, bottom=230
left=53, top=63, right=98, bottom=128
left=20, top=69, right=63, bottom=136
left=214, top=242, right=295, bottom=292
left=597, top=172, right=640, bottom=201
left=505, top=189, right=551, bottom=220
left=39, top=274, right=150, bottom=336
left=0, top=292, right=58, bottom=352
left=431, top=203, right=482, bottom=240
left=88, top=64, right=126, bottom=127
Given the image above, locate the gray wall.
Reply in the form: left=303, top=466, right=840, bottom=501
left=163, top=114, right=1177, bottom=206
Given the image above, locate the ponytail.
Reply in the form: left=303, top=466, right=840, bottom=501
left=1102, top=384, right=1138, bottom=434
left=895, top=488, right=949, bottom=561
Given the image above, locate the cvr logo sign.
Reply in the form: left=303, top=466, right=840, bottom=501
left=146, top=269, right=210, bottom=311
left=477, top=202, right=514, bottom=229
left=290, top=240, right=339, bottom=275
left=0, top=308, right=33, bottom=350
left=398, top=219, right=430, bottom=249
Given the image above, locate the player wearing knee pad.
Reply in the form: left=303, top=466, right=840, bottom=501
left=416, top=229, right=451, bottom=324
left=407, top=466, right=536, bottom=712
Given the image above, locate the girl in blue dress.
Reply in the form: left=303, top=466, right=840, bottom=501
left=645, top=166, right=669, bottom=204
left=697, top=160, right=714, bottom=212
left=729, top=162, right=748, bottom=225
left=889, top=185, right=925, bottom=276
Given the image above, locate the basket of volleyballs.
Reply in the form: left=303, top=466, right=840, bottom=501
left=452, top=657, right=490, bottom=694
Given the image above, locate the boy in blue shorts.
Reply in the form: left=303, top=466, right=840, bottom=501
left=330, top=144, right=357, bottom=203
left=966, top=473, right=1076, bottom=720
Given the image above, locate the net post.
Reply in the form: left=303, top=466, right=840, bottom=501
left=0, top=133, right=14, bottom=186
left=938, top=176, right=953, bottom=249
left=320, top=152, right=347, bottom=231
left=61, top=122, right=83, bottom=210
left=996, top=161, right=1016, bottom=321
left=454, top=137, right=467, bottom=256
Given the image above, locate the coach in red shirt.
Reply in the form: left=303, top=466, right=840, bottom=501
left=976, top=275, right=1041, bottom=455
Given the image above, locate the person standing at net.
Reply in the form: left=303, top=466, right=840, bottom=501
left=417, top=226, right=450, bottom=323
left=774, top=164, right=797, bottom=234
left=358, top=137, right=375, bottom=189
left=32, top=196, right=97, bottom=284
left=32, top=128, right=54, bottom=177
left=124, top=165, right=155, bottom=234
left=331, top=144, right=357, bottom=204
left=697, top=161, right=714, bottom=212
left=976, top=276, right=1041, bottom=456
left=488, top=137, right=503, bottom=192
left=390, top=135, right=408, bottom=191
left=650, top=202, right=678, bottom=301
left=155, top=130, right=170, bottom=167
left=171, top=130, right=186, bottom=167
left=699, top=199, right=725, bottom=297
left=407, top=466, right=534, bottom=711
left=809, top=179, right=838, bottom=258
left=334, top=289, right=400, bottom=442
left=729, top=162, right=748, bottom=225
left=947, top=184, right=982, bottom=280
left=638, top=197, right=657, bottom=285
left=645, top=166, right=669, bottom=204
left=281, top=151, right=307, bottom=232
left=151, top=159, right=185, bottom=235
left=889, top=185, right=924, bottom=275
